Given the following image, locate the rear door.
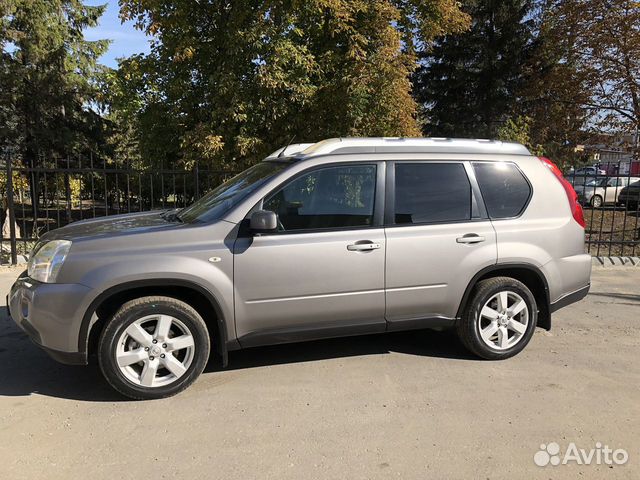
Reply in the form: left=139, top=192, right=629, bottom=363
left=384, top=161, right=497, bottom=328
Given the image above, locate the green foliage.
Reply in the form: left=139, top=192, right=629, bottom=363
left=115, top=0, right=469, bottom=170
left=497, top=116, right=544, bottom=155
left=0, top=0, right=110, bottom=161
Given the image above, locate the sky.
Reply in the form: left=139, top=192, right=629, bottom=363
left=84, top=1, right=151, bottom=68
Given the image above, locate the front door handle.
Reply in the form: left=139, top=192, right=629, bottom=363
left=456, top=234, right=485, bottom=244
left=347, top=242, right=381, bottom=251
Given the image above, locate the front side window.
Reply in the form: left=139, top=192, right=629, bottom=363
left=585, top=178, right=607, bottom=187
left=263, top=165, right=377, bottom=231
left=394, top=163, right=472, bottom=224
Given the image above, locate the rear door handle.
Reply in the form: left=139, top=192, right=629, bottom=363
left=347, top=242, right=381, bottom=251
left=456, top=234, right=485, bottom=244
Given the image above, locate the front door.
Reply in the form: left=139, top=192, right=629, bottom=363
left=233, top=163, right=386, bottom=346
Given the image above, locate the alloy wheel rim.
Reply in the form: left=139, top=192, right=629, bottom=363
left=115, top=315, right=195, bottom=388
left=477, top=291, right=529, bottom=350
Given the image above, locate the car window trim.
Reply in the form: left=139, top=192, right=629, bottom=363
left=246, top=161, right=386, bottom=236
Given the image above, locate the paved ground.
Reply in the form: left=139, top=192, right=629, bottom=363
left=0, top=267, right=638, bottom=479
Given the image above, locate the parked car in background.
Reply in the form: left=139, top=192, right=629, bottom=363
left=566, top=174, right=602, bottom=188
left=617, top=180, right=640, bottom=210
left=575, top=176, right=640, bottom=208
left=569, top=166, right=607, bottom=176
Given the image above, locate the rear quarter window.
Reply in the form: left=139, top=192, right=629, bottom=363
left=473, top=162, right=531, bottom=218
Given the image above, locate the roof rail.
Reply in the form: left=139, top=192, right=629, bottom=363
left=266, top=143, right=315, bottom=158
left=291, top=137, right=531, bottom=157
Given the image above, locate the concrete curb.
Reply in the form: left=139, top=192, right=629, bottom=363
left=592, top=256, right=640, bottom=268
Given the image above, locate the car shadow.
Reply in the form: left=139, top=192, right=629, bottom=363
left=0, top=305, right=474, bottom=402
left=207, top=328, right=474, bottom=374
left=588, top=292, right=640, bottom=303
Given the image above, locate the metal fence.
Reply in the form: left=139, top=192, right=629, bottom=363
left=567, top=157, right=640, bottom=257
left=1, top=153, right=640, bottom=264
left=1, top=153, right=236, bottom=264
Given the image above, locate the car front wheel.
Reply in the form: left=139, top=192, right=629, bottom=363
left=457, top=277, right=537, bottom=360
left=98, top=296, right=210, bottom=400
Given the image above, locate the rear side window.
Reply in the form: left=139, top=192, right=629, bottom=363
left=473, top=162, right=531, bottom=218
left=394, top=163, right=471, bottom=224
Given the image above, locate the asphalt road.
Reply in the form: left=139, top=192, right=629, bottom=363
left=0, top=266, right=638, bottom=479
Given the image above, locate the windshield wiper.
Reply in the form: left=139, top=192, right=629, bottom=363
left=160, top=209, right=183, bottom=223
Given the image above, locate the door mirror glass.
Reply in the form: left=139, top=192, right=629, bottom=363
left=250, top=210, right=278, bottom=233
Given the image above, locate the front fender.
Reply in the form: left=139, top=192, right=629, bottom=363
left=70, top=254, right=235, bottom=358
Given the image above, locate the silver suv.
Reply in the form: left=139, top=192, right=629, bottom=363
left=8, top=138, right=592, bottom=399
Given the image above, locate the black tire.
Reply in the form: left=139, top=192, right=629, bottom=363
left=590, top=195, right=603, bottom=208
left=456, top=277, right=537, bottom=360
left=98, top=296, right=210, bottom=400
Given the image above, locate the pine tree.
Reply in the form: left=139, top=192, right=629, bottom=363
left=1, top=0, right=109, bottom=229
left=414, top=0, right=537, bottom=138
left=1, top=0, right=109, bottom=159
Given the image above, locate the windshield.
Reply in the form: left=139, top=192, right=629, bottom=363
left=584, top=178, right=606, bottom=187
left=177, top=161, right=290, bottom=223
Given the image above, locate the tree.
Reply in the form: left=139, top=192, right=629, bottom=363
left=1, top=0, right=110, bottom=158
left=505, top=1, right=640, bottom=165
left=414, top=0, right=537, bottom=138
left=1, top=0, right=109, bottom=233
left=116, top=0, right=469, bottom=170
left=505, top=1, right=592, bottom=164
left=553, top=0, right=640, bottom=142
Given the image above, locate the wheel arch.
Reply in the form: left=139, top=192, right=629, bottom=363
left=456, top=263, right=551, bottom=330
left=79, top=279, right=231, bottom=366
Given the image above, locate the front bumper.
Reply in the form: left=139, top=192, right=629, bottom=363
left=8, top=272, right=92, bottom=365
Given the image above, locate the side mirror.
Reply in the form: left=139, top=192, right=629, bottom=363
left=249, top=210, right=278, bottom=234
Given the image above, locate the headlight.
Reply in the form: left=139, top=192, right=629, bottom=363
left=27, top=240, right=72, bottom=283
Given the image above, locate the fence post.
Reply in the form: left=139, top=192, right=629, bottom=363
left=65, top=156, right=72, bottom=224
left=6, top=153, right=18, bottom=265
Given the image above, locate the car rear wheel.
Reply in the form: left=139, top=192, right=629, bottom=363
left=590, top=195, right=603, bottom=208
left=457, top=277, right=537, bottom=360
left=98, top=296, right=210, bottom=400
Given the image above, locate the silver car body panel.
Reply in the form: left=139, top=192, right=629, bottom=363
left=233, top=228, right=386, bottom=344
left=384, top=221, right=497, bottom=323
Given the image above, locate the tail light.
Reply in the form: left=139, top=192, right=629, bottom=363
left=539, top=157, right=586, bottom=228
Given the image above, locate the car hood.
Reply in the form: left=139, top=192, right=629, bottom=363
left=38, top=210, right=183, bottom=243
